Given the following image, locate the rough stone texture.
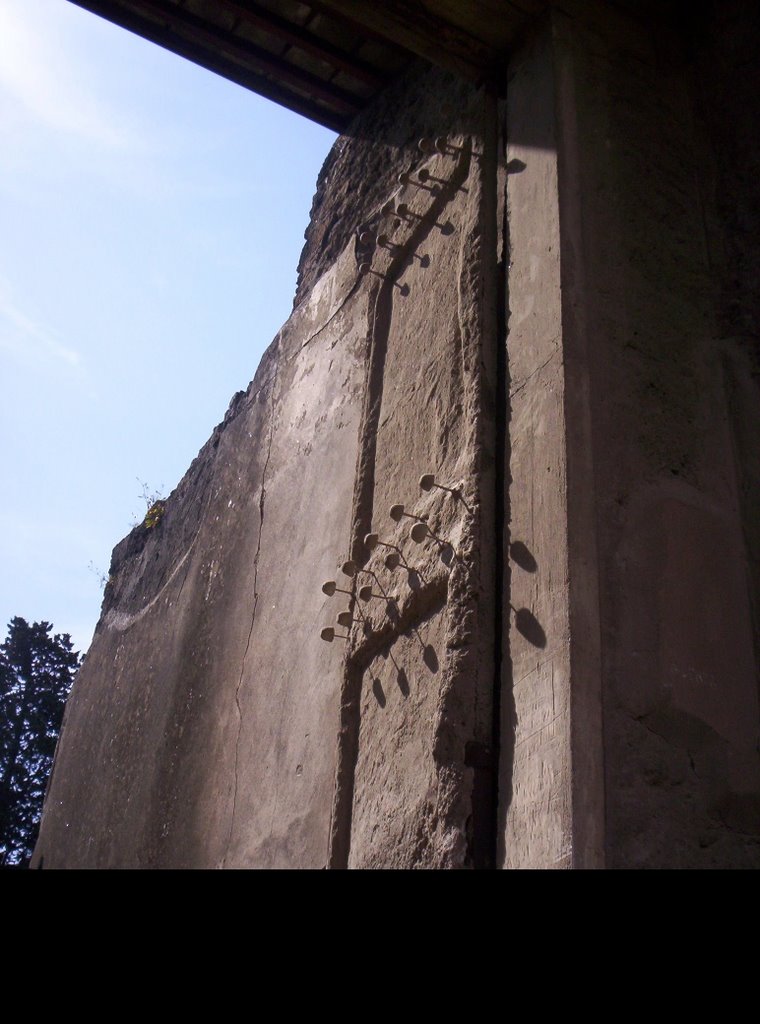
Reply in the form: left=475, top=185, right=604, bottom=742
left=295, top=62, right=482, bottom=307
left=34, top=240, right=369, bottom=867
left=33, top=1, right=760, bottom=869
left=33, top=68, right=497, bottom=869
left=335, top=124, right=498, bottom=867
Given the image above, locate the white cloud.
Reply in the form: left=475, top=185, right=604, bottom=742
left=0, top=277, right=81, bottom=367
left=0, top=0, right=128, bottom=148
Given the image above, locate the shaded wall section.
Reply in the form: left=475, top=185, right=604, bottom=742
left=499, top=1, right=760, bottom=868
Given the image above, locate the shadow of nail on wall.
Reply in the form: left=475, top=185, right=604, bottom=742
left=510, top=540, right=537, bottom=572
left=422, top=644, right=439, bottom=672
left=372, top=678, right=386, bottom=707
left=509, top=541, right=545, bottom=646
left=514, top=607, right=546, bottom=649
left=396, top=667, right=410, bottom=696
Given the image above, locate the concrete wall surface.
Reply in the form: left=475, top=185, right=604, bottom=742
left=499, top=1, right=760, bottom=867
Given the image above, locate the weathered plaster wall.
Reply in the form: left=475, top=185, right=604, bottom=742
left=33, top=66, right=497, bottom=869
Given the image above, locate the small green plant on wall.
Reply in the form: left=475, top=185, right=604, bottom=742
left=143, top=499, right=166, bottom=529
left=134, top=478, right=166, bottom=530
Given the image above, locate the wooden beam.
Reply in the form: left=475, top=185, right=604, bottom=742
left=68, top=0, right=349, bottom=130
left=308, top=0, right=502, bottom=84
left=129, top=0, right=364, bottom=112
left=80, top=0, right=364, bottom=114
left=214, top=0, right=389, bottom=88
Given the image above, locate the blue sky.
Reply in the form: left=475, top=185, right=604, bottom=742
left=0, top=0, right=336, bottom=654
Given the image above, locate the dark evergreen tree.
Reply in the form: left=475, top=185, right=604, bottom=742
left=0, top=618, right=80, bottom=867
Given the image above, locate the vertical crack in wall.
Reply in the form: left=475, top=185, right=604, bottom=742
left=223, top=358, right=279, bottom=867
left=428, top=121, right=502, bottom=867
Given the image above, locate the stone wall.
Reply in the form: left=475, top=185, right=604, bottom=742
left=33, top=0, right=760, bottom=869
left=33, top=65, right=498, bottom=869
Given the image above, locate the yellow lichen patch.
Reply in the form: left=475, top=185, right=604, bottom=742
left=144, top=500, right=166, bottom=529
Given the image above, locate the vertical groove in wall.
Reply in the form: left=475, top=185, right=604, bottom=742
left=450, top=89, right=501, bottom=869
left=348, top=282, right=395, bottom=567
left=327, top=149, right=481, bottom=868
left=552, top=11, right=606, bottom=867
left=326, top=660, right=363, bottom=870
left=327, top=275, right=391, bottom=870
left=491, top=91, right=510, bottom=870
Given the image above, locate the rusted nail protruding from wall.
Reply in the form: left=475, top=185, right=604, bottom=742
left=322, top=580, right=353, bottom=598
left=365, top=533, right=408, bottom=560
left=434, top=136, right=467, bottom=155
left=338, top=604, right=374, bottom=636
left=359, top=569, right=396, bottom=608
left=377, top=233, right=399, bottom=251
left=395, top=202, right=419, bottom=221
left=408, top=521, right=456, bottom=565
left=416, top=168, right=445, bottom=186
left=409, top=522, right=429, bottom=543
left=320, top=627, right=348, bottom=643
left=389, top=503, right=426, bottom=526
left=401, top=169, right=439, bottom=194
left=396, top=203, right=453, bottom=236
left=419, top=473, right=460, bottom=497
left=378, top=231, right=426, bottom=264
left=358, top=264, right=410, bottom=294
left=359, top=534, right=403, bottom=571
left=357, top=585, right=386, bottom=602
left=418, top=137, right=447, bottom=155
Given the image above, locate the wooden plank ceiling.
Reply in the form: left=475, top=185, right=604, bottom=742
left=68, top=0, right=547, bottom=132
